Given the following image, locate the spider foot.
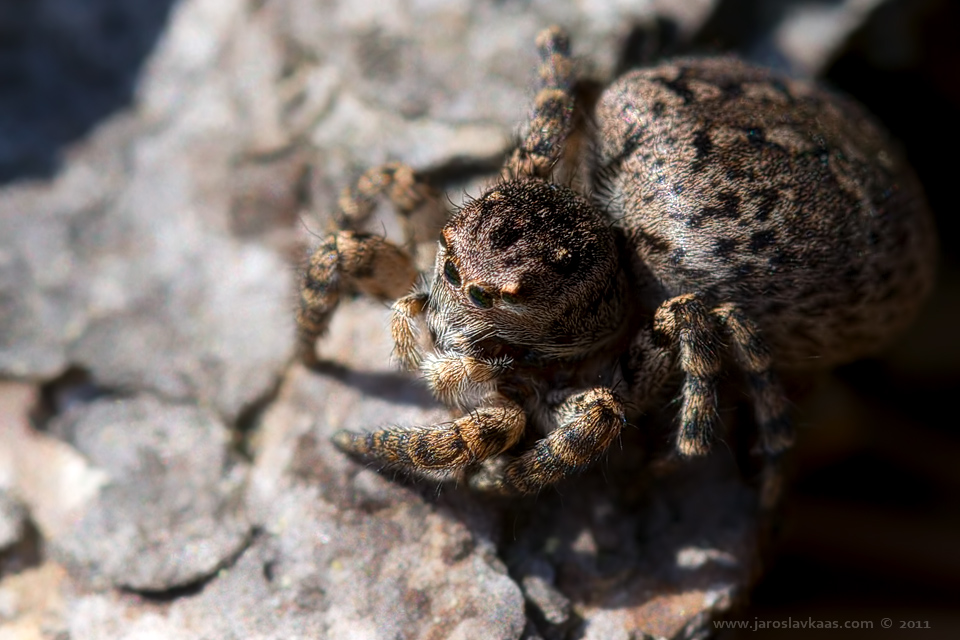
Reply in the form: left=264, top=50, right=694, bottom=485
left=466, top=457, right=517, bottom=497
left=501, top=388, right=625, bottom=494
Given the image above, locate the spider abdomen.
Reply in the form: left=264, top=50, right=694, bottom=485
left=594, top=57, right=937, bottom=369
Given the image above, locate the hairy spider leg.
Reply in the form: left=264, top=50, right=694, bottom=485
left=650, top=294, right=794, bottom=459
left=389, top=291, right=429, bottom=370
left=496, top=387, right=626, bottom=494
left=652, top=294, right=724, bottom=457
left=297, top=162, right=440, bottom=364
left=332, top=394, right=526, bottom=474
left=297, top=232, right=418, bottom=364
left=712, top=303, right=794, bottom=455
left=502, top=26, right=577, bottom=180
left=337, top=162, right=438, bottom=238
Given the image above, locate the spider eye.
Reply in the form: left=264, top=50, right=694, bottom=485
left=500, top=291, right=520, bottom=305
left=443, top=260, right=461, bottom=287
left=468, top=285, right=493, bottom=309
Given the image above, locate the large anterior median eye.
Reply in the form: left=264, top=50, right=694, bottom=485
left=468, top=285, right=493, bottom=309
left=443, top=260, right=461, bottom=287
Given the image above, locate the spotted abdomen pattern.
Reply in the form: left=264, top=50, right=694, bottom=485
left=594, top=58, right=937, bottom=368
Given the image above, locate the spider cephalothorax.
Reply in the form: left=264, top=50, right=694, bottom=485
left=296, top=27, right=936, bottom=494
left=425, top=179, right=628, bottom=360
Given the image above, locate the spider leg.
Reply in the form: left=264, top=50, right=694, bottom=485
left=652, top=294, right=724, bottom=457
left=389, top=291, right=429, bottom=370
left=333, top=394, right=526, bottom=474
left=297, top=231, right=417, bottom=364
left=502, top=26, right=576, bottom=180
left=480, top=388, right=625, bottom=495
left=650, top=294, right=795, bottom=459
left=711, top=303, right=794, bottom=455
left=621, top=325, right=676, bottom=410
left=337, top=162, right=440, bottom=246
left=298, top=162, right=441, bottom=365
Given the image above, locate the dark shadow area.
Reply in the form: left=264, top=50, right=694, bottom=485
left=30, top=365, right=107, bottom=431
left=612, top=16, right=683, bottom=77
left=308, top=360, right=441, bottom=409
left=693, top=0, right=848, bottom=69
left=836, top=357, right=960, bottom=438
left=0, top=517, right=43, bottom=579
left=0, top=0, right=178, bottom=183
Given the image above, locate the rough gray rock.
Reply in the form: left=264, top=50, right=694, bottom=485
left=0, top=382, right=108, bottom=545
left=49, top=395, right=251, bottom=592
left=0, top=0, right=295, bottom=423
left=35, top=298, right=758, bottom=639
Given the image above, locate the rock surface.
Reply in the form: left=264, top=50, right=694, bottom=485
left=0, top=0, right=920, bottom=638
left=0, top=383, right=107, bottom=543
left=0, top=492, right=24, bottom=553
left=0, top=0, right=296, bottom=423
left=48, top=395, right=251, bottom=592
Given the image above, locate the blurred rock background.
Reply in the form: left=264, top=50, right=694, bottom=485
left=0, top=0, right=957, bottom=638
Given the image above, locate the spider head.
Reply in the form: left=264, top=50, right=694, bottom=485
left=429, top=178, right=627, bottom=360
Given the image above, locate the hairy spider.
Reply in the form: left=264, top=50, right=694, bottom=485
left=296, top=27, right=937, bottom=495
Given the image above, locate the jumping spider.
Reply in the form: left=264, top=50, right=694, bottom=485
left=297, top=27, right=936, bottom=494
